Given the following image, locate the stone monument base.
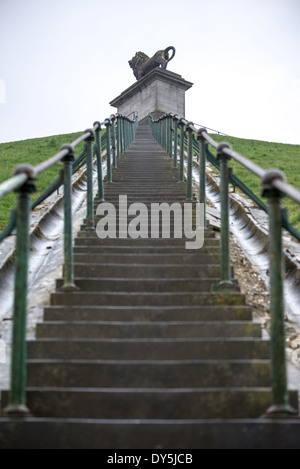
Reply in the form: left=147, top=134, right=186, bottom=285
left=110, top=69, right=193, bottom=121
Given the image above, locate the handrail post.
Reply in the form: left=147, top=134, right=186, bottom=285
left=212, top=142, right=236, bottom=292
left=124, top=117, right=128, bottom=151
left=159, top=119, right=162, bottom=146
left=135, top=112, right=139, bottom=136
left=105, top=120, right=112, bottom=182
left=116, top=115, right=121, bottom=161
left=167, top=115, right=172, bottom=157
left=168, top=115, right=172, bottom=156
left=118, top=115, right=123, bottom=155
left=130, top=118, right=133, bottom=144
left=158, top=119, right=161, bottom=146
left=156, top=119, right=159, bottom=144
left=4, top=165, right=36, bottom=416
left=120, top=116, right=124, bottom=155
left=94, top=122, right=104, bottom=202
left=85, top=128, right=95, bottom=230
left=186, top=122, right=194, bottom=200
left=128, top=119, right=131, bottom=147
left=122, top=119, right=126, bottom=152
left=262, top=170, right=297, bottom=418
left=127, top=119, right=130, bottom=147
left=60, top=144, right=78, bottom=290
left=158, top=119, right=162, bottom=145
left=164, top=117, right=168, bottom=151
left=111, top=115, right=117, bottom=168
left=123, top=119, right=127, bottom=151
left=197, top=128, right=207, bottom=230
left=173, top=115, right=178, bottom=168
left=179, top=120, right=185, bottom=182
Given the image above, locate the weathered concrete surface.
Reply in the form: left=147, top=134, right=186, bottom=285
left=110, top=68, right=193, bottom=121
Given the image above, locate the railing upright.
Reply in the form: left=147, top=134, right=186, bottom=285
left=111, top=115, right=117, bottom=168
left=160, top=119, right=163, bottom=146
left=157, top=119, right=161, bottom=144
left=85, top=129, right=95, bottom=230
left=167, top=114, right=172, bottom=157
left=122, top=116, right=125, bottom=154
left=262, top=170, right=297, bottom=417
left=186, top=122, right=194, bottom=200
left=173, top=115, right=178, bottom=168
left=123, top=119, right=127, bottom=151
left=61, top=145, right=78, bottom=289
left=198, top=128, right=207, bottom=229
left=179, top=120, right=185, bottom=182
left=164, top=117, right=168, bottom=151
left=105, top=119, right=112, bottom=182
left=4, top=165, right=36, bottom=416
left=129, top=119, right=132, bottom=145
left=211, top=143, right=235, bottom=291
left=116, top=115, right=121, bottom=161
left=94, top=121, right=105, bottom=201
left=122, top=119, right=126, bottom=152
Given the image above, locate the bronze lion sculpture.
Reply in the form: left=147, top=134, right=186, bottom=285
left=129, top=46, right=176, bottom=80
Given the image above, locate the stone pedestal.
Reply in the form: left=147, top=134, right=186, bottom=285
left=110, top=69, right=193, bottom=121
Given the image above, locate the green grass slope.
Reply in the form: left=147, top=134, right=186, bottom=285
left=0, top=132, right=84, bottom=230
left=209, top=134, right=300, bottom=232
left=0, top=131, right=299, bottom=233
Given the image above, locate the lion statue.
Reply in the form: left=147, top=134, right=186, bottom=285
left=129, top=46, right=176, bottom=80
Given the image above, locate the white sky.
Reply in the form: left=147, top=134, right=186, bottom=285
left=0, top=0, right=299, bottom=144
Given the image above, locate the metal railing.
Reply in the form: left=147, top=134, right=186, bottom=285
left=149, top=112, right=300, bottom=418
left=0, top=112, right=138, bottom=415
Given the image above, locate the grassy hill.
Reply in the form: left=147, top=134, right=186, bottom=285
left=0, top=132, right=84, bottom=230
left=209, top=134, right=300, bottom=231
left=0, top=131, right=299, bottom=233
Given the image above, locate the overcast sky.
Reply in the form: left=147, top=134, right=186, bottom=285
left=0, top=0, right=299, bottom=145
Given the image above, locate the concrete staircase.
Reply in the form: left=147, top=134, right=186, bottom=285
left=0, top=121, right=299, bottom=448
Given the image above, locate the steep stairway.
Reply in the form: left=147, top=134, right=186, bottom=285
left=0, top=120, right=299, bottom=448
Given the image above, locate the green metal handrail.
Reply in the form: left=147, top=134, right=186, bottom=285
left=0, top=112, right=138, bottom=416
left=0, top=145, right=89, bottom=243
left=149, top=112, right=300, bottom=419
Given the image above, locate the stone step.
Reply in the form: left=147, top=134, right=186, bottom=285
left=56, top=277, right=219, bottom=292
left=27, top=337, right=269, bottom=360
left=5, top=388, right=293, bottom=420
left=26, top=360, right=271, bottom=388
left=36, top=321, right=261, bottom=339
left=106, top=179, right=182, bottom=184
left=101, top=191, right=187, bottom=196
left=93, top=199, right=194, bottom=206
left=105, top=177, right=182, bottom=181
left=96, top=188, right=191, bottom=194
left=73, top=246, right=220, bottom=255
left=91, top=227, right=205, bottom=236
left=91, top=214, right=207, bottom=223
left=76, top=230, right=217, bottom=240
left=1, top=419, right=300, bottom=449
left=50, top=291, right=246, bottom=307
left=102, top=189, right=187, bottom=194
left=73, top=253, right=221, bottom=264
left=42, top=305, right=252, bottom=322
left=73, top=263, right=222, bottom=278
left=97, top=193, right=190, bottom=199
left=74, top=232, right=220, bottom=245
